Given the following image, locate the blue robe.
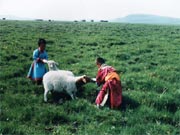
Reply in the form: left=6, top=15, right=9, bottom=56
left=27, top=49, right=48, bottom=81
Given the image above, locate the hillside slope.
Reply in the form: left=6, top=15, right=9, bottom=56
left=112, top=14, right=180, bottom=24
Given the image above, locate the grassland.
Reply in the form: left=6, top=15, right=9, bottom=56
left=0, top=20, right=180, bottom=135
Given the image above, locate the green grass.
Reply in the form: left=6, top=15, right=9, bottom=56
left=0, top=20, right=180, bottom=135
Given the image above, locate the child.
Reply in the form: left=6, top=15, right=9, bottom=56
left=27, top=38, right=48, bottom=85
left=95, top=57, right=122, bottom=109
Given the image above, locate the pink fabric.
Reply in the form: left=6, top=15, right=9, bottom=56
left=96, top=65, right=116, bottom=86
left=95, top=66, right=122, bottom=109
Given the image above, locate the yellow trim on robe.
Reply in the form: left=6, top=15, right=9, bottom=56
left=105, top=72, right=120, bottom=82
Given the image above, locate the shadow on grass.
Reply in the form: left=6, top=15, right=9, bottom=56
left=120, top=95, right=140, bottom=111
left=50, top=91, right=72, bottom=104
left=45, top=90, right=140, bottom=112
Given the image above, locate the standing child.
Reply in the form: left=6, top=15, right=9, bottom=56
left=27, top=38, right=48, bottom=85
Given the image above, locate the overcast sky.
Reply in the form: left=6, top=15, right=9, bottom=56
left=0, top=0, right=180, bottom=21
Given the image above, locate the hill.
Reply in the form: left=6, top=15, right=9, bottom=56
left=112, top=14, right=180, bottom=24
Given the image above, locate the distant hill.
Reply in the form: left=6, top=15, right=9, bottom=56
left=112, top=14, right=180, bottom=24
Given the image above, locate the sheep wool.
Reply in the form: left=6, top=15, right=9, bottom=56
left=43, top=70, right=94, bottom=102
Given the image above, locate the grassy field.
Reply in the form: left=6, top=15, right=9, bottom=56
left=0, top=20, right=180, bottom=135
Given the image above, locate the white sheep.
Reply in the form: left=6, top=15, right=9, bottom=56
left=43, top=70, right=95, bottom=102
left=42, top=59, right=59, bottom=71
left=43, top=59, right=74, bottom=76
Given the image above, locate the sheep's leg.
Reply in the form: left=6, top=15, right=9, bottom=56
left=73, top=91, right=77, bottom=99
left=68, top=92, right=74, bottom=100
left=69, top=91, right=77, bottom=100
left=70, top=94, right=74, bottom=100
left=44, top=89, right=49, bottom=102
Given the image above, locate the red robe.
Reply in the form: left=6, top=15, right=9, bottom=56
left=95, top=64, right=122, bottom=109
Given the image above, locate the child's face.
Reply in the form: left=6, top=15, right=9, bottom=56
left=39, top=44, right=46, bottom=51
left=96, top=61, right=101, bottom=68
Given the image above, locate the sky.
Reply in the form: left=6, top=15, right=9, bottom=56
left=0, top=0, right=180, bottom=21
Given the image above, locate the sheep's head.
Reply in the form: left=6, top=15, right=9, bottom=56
left=82, top=75, right=96, bottom=83
left=43, top=59, right=59, bottom=71
left=47, top=60, right=59, bottom=71
left=75, top=75, right=96, bottom=88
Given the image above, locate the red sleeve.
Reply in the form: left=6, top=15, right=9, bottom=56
left=96, top=70, right=106, bottom=86
left=95, top=81, right=109, bottom=105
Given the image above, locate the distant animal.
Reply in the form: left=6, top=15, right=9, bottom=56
left=43, top=70, right=95, bottom=102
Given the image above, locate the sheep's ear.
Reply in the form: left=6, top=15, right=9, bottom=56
left=82, top=78, right=87, bottom=83
left=55, top=62, right=59, bottom=65
left=42, top=59, right=48, bottom=63
left=92, top=78, right=96, bottom=82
